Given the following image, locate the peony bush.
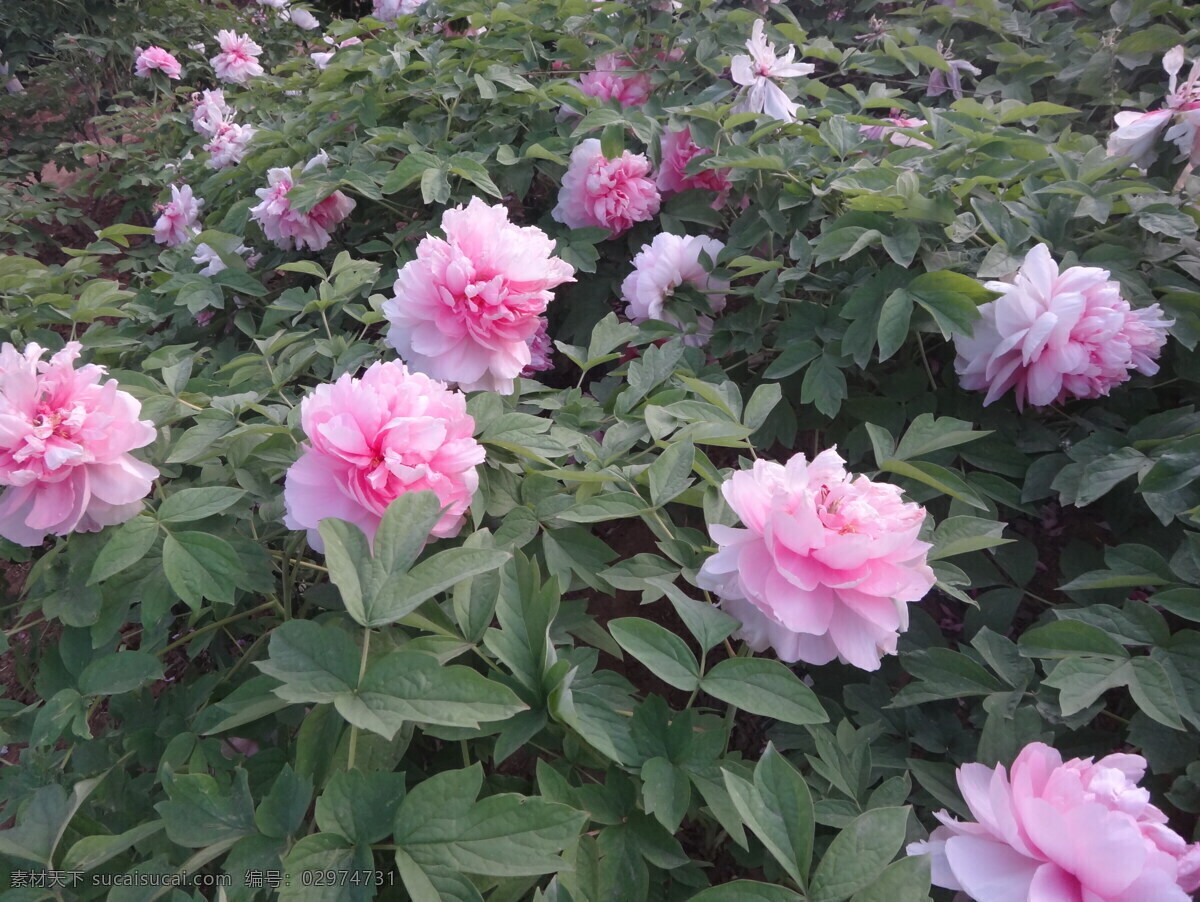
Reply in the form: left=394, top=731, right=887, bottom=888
left=2, top=0, right=1200, bottom=899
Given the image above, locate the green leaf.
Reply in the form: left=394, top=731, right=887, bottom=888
left=892, top=414, right=989, bottom=461
left=256, top=766, right=313, bottom=839
left=371, top=547, right=511, bottom=626
left=801, top=353, right=848, bottom=419
left=928, top=516, right=1012, bottom=560
left=649, top=579, right=740, bottom=651
left=1128, top=656, right=1185, bottom=729
left=336, top=651, right=527, bottom=740
left=764, top=341, right=821, bottom=379
left=78, top=650, right=163, bottom=696
left=0, top=784, right=69, bottom=864
left=648, top=439, right=696, bottom=507
left=850, top=854, right=932, bottom=902
left=558, top=492, right=649, bottom=523
left=641, top=758, right=691, bottom=833
left=61, top=820, right=165, bottom=873
left=282, top=833, right=375, bottom=902
left=162, top=531, right=241, bottom=607
left=316, top=770, right=408, bottom=845
left=880, top=459, right=988, bottom=509
left=997, top=101, right=1079, bottom=123
left=31, top=688, right=86, bottom=748
left=700, top=658, right=828, bottom=726
left=155, top=771, right=256, bottom=848
left=809, top=807, right=911, bottom=902
left=1018, top=621, right=1130, bottom=659
left=722, top=744, right=815, bottom=884
left=686, top=883, right=805, bottom=902
left=1042, top=657, right=1130, bottom=716
left=257, top=620, right=361, bottom=702
left=893, top=649, right=1006, bottom=706
left=394, top=764, right=587, bottom=877
left=319, top=517, right=373, bottom=626
left=876, top=290, right=913, bottom=362
left=157, top=487, right=245, bottom=523
left=609, top=618, right=701, bottom=691
left=88, top=516, right=158, bottom=584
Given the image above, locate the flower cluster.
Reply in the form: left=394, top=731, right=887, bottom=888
left=954, top=244, right=1172, bottom=408
left=620, top=233, right=728, bottom=345
left=0, top=343, right=158, bottom=546
left=578, top=53, right=652, bottom=107
left=384, top=198, right=575, bottom=394
left=249, top=154, right=356, bottom=251
left=153, top=184, right=203, bottom=247
left=697, top=449, right=935, bottom=671
left=282, top=360, right=484, bottom=550
left=191, top=88, right=256, bottom=169
left=657, top=127, right=733, bottom=208
left=908, top=742, right=1200, bottom=902
left=552, top=138, right=661, bottom=238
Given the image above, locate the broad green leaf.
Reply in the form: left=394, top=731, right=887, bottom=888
left=78, top=651, right=163, bottom=696
left=162, top=531, right=240, bottom=607
left=61, top=820, right=165, bottom=873
left=1018, top=621, right=1130, bottom=659
left=880, top=459, right=987, bottom=509
left=701, top=658, right=828, bottom=726
left=686, top=883, right=804, bottom=902
left=282, top=833, right=375, bottom=902
left=257, top=620, right=361, bottom=702
left=255, top=766, right=313, bottom=839
left=648, top=439, right=696, bottom=507
left=0, top=784, right=69, bottom=864
left=641, top=757, right=691, bottom=833
left=88, top=516, right=158, bottom=584
left=157, top=487, right=245, bottom=523
left=155, top=771, right=256, bottom=848
left=876, top=289, right=913, bottom=362
left=609, top=617, right=701, bottom=691
left=850, top=854, right=932, bottom=902
left=316, top=770, right=408, bottom=845
left=809, top=807, right=911, bottom=902
left=892, top=414, right=989, bottom=461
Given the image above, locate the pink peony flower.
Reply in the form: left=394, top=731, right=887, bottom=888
left=0, top=342, right=159, bottom=546
left=907, top=742, right=1200, bottom=902
left=210, top=30, right=264, bottom=84
left=620, top=232, right=728, bottom=345
left=249, top=155, right=356, bottom=252
left=383, top=197, right=575, bottom=394
left=153, top=184, right=203, bottom=247
left=696, top=448, right=935, bottom=671
left=192, top=242, right=250, bottom=276
left=134, top=46, right=182, bottom=80
left=282, top=360, right=485, bottom=551
left=289, top=7, right=319, bottom=29
left=551, top=138, right=661, bottom=238
left=1108, top=46, right=1200, bottom=169
left=520, top=318, right=555, bottom=378
left=578, top=53, right=652, bottom=107
left=729, top=19, right=814, bottom=122
left=204, top=121, right=256, bottom=169
left=191, top=88, right=231, bottom=137
left=657, top=127, right=733, bottom=208
left=858, top=115, right=933, bottom=149
left=373, top=0, right=427, bottom=19
left=954, top=244, right=1173, bottom=408
left=925, top=41, right=982, bottom=100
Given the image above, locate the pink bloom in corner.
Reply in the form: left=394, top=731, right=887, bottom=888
left=907, top=742, right=1200, bottom=902
left=552, top=138, right=661, bottom=238
left=134, top=46, right=182, bottom=79
left=954, top=244, right=1172, bottom=408
left=282, top=360, right=485, bottom=551
left=657, top=127, right=733, bottom=208
left=210, top=30, right=264, bottom=84
left=579, top=53, right=652, bottom=107
left=1107, top=46, right=1200, bottom=169
left=383, top=197, right=575, bottom=394
left=153, top=184, right=203, bottom=247
left=696, top=448, right=934, bottom=671
left=858, top=115, right=932, bottom=149
left=0, top=342, right=159, bottom=546
left=729, top=19, right=814, bottom=122
left=249, top=155, right=355, bottom=251
left=621, top=233, right=728, bottom=346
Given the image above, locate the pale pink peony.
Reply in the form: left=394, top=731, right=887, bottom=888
left=729, top=19, right=814, bottom=122
left=657, top=127, right=733, bottom=208
left=578, top=53, right=652, bottom=107
left=620, top=232, right=728, bottom=345
left=134, top=46, right=182, bottom=79
left=552, top=138, right=661, bottom=238
left=520, top=318, right=555, bottom=378
left=210, top=30, right=264, bottom=84
left=204, top=121, right=256, bottom=169
left=383, top=197, right=575, bottom=394
left=954, top=244, right=1173, bottom=408
left=1108, top=46, right=1200, bottom=169
left=282, top=360, right=485, bottom=551
left=191, top=88, right=231, bottom=137
left=373, top=0, right=427, bottom=19
left=858, top=115, right=933, bottom=149
left=153, top=184, right=203, bottom=247
left=289, top=7, right=320, bottom=29
left=249, top=155, right=356, bottom=252
left=907, top=742, right=1200, bottom=902
left=925, top=41, right=982, bottom=100
left=0, top=343, right=159, bottom=546
left=696, top=448, right=934, bottom=671
left=192, top=242, right=251, bottom=276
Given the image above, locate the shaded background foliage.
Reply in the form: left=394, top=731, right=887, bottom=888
left=2, top=0, right=1200, bottom=899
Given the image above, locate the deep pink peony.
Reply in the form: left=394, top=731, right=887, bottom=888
left=578, top=53, right=651, bottom=107
left=954, top=244, right=1173, bottom=408
left=153, top=184, right=203, bottom=247
left=620, top=232, right=728, bottom=345
left=551, top=138, right=661, bottom=238
left=696, top=448, right=934, bottom=671
left=210, top=30, right=264, bottom=84
left=134, top=46, right=182, bottom=79
left=0, top=343, right=159, bottom=546
left=657, top=127, right=733, bottom=208
left=282, top=360, right=484, bottom=550
left=383, top=197, right=575, bottom=394
left=249, top=155, right=355, bottom=251
left=907, top=742, right=1200, bottom=902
